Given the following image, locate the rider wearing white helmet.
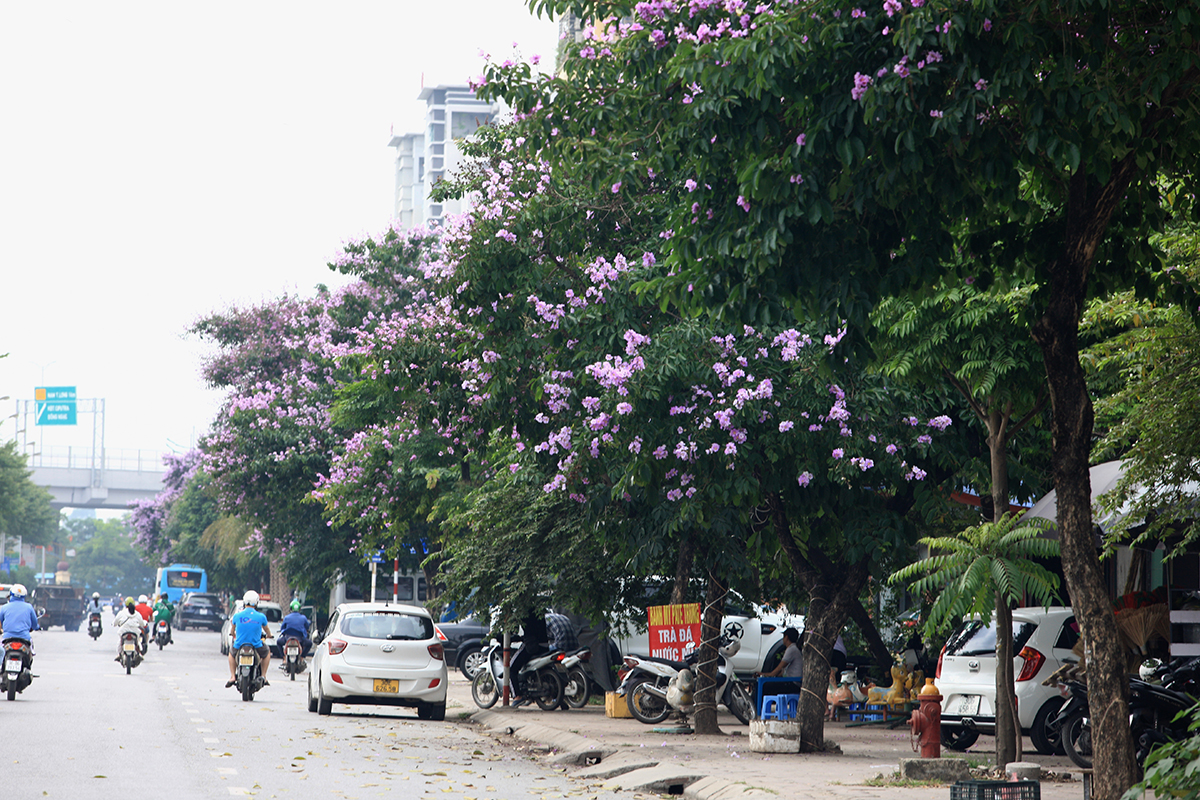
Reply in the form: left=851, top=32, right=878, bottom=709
left=84, top=591, right=104, bottom=616
left=226, top=590, right=272, bottom=688
left=0, top=585, right=40, bottom=669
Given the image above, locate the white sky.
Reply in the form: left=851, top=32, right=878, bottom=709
left=0, top=1, right=559, bottom=461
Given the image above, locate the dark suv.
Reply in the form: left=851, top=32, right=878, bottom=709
left=435, top=614, right=490, bottom=678
left=177, top=593, right=225, bottom=631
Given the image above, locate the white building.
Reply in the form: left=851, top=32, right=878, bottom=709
left=389, top=84, right=498, bottom=229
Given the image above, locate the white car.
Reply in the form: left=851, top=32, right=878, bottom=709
left=614, top=592, right=804, bottom=676
left=307, top=602, right=448, bottom=720
left=937, top=606, right=1080, bottom=754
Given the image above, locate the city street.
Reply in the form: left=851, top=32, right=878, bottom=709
left=13, top=625, right=632, bottom=800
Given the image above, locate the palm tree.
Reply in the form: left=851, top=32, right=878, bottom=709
left=889, top=512, right=1061, bottom=766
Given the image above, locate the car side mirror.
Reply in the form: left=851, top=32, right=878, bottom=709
left=313, top=632, right=324, bottom=645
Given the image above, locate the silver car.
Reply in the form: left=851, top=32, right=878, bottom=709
left=307, top=602, right=448, bottom=720
left=937, top=606, right=1080, bottom=754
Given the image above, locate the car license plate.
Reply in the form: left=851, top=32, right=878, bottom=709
left=198, top=609, right=209, bottom=615
left=955, top=695, right=981, bottom=716
left=286, top=647, right=300, bottom=656
left=123, top=642, right=136, bottom=652
left=238, top=655, right=255, bottom=666
left=373, top=679, right=399, bottom=693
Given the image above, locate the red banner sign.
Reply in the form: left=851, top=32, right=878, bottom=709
left=647, top=603, right=701, bottom=661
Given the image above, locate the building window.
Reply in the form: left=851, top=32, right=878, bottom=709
left=452, top=111, right=494, bottom=139
left=429, top=123, right=445, bottom=142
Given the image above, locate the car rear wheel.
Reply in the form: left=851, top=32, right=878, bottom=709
left=417, top=701, right=446, bottom=721
left=940, top=726, right=980, bottom=751
left=316, top=674, right=332, bottom=716
left=1031, top=700, right=1066, bottom=756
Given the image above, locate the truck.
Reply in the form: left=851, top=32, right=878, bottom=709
left=34, top=584, right=83, bottom=630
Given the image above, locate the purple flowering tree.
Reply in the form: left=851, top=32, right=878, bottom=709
left=478, top=1, right=1200, bottom=790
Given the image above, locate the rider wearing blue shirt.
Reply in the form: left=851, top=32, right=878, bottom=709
left=226, top=590, right=272, bottom=688
left=278, top=600, right=312, bottom=657
left=0, top=585, right=40, bottom=668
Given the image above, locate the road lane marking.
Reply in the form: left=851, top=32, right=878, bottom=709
left=217, top=768, right=237, bottom=775
left=204, top=737, right=219, bottom=743
left=191, top=718, right=207, bottom=723
left=197, top=728, right=213, bottom=733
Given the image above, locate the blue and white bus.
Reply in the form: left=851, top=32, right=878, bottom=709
left=156, top=563, right=208, bottom=603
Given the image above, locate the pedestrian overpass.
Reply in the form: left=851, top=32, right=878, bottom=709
left=29, top=448, right=165, bottom=511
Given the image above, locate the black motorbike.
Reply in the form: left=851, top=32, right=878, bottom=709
left=88, top=612, right=103, bottom=640
left=235, top=642, right=269, bottom=701
left=282, top=636, right=306, bottom=681
left=1, top=640, right=33, bottom=700
left=1053, top=657, right=1200, bottom=769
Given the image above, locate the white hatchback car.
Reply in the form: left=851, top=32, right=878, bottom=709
left=307, top=602, right=448, bottom=720
left=937, top=606, right=1080, bottom=754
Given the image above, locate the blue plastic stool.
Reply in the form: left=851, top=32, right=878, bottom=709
left=760, top=695, right=784, bottom=720
left=778, top=694, right=800, bottom=720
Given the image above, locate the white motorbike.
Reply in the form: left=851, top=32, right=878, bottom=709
left=616, top=635, right=753, bottom=725
left=471, top=642, right=565, bottom=710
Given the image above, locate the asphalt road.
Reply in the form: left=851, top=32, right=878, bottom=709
left=14, top=624, right=630, bottom=800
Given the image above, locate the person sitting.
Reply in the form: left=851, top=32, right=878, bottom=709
left=755, top=626, right=803, bottom=698
left=134, top=595, right=154, bottom=653
left=546, top=611, right=578, bottom=653
left=277, top=600, right=312, bottom=662
left=509, top=610, right=549, bottom=707
left=152, top=593, right=175, bottom=644
left=113, top=597, right=147, bottom=662
left=226, top=590, right=272, bottom=689
left=0, top=584, right=40, bottom=669
left=84, top=592, right=104, bottom=617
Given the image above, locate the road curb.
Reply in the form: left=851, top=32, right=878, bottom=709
left=471, top=708, right=616, bottom=764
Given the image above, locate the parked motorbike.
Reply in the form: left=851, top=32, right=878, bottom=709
left=283, top=636, right=306, bottom=681
left=616, top=635, right=753, bottom=725
left=235, top=637, right=273, bottom=701
left=119, top=632, right=143, bottom=675
left=555, top=647, right=593, bottom=709
left=470, top=642, right=564, bottom=710
left=88, top=612, right=103, bottom=640
left=1051, top=657, right=1200, bottom=769
left=1, top=640, right=33, bottom=701
left=154, top=620, right=171, bottom=650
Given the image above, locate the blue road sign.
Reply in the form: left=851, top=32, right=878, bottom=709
left=369, top=550, right=386, bottom=564
left=34, top=386, right=77, bottom=426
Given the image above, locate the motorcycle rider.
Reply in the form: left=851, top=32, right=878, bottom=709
left=509, top=610, right=549, bottom=708
left=134, top=595, right=153, bottom=652
left=113, top=597, right=147, bottom=662
left=277, top=599, right=312, bottom=665
left=0, top=584, right=40, bottom=670
left=226, top=590, right=272, bottom=689
left=84, top=592, right=104, bottom=635
left=152, top=593, right=175, bottom=645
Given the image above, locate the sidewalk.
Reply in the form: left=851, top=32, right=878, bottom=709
left=444, top=676, right=1089, bottom=800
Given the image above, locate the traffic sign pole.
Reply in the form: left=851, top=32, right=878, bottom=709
left=393, top=558, right=399, bottom=603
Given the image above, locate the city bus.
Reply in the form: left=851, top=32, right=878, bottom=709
left=156, top=563, right=208, bottom=603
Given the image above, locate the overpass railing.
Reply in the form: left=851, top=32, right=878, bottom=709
left=28, top=447, right=167, bottom=474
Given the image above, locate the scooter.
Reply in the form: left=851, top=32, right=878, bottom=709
left=1, top=640, right=33, bottom=700
left=1129, top=657, right=1200, bottom=765
left=616, top=635, right=753, bottom=725
left=154, top=620, right=171, bottom=650
left=470, top=642, right=564, bottom=710
left=88, top=612, right=103, bottom=640
left=282, top=636, right=306, bottom=681
left=120, top=631, right=143, bottom=675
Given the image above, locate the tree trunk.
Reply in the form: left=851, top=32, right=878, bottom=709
left=994, top=597, right=1018, bottom=766
left=1031, top=166, right=1139, bottom=800
left=768, top=493, right=869, bottom=751
left=848, top=597, right=894, bottom=680
left=671, top=530, right=696, bottom=606
left=692, top=571, right=725, bottom=735
left=986, top=407, right=1011, bottom=523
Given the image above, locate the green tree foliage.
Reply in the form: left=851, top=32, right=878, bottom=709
left=873, top=283, right=1051, bottom=518
left=70, top=518, right=156, bottom=597
left=890, top=513, right=1061, bottom=765
left=0, top=440, right=58, bottom=545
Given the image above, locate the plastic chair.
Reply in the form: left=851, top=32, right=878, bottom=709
left=760, top=695, right=784, bottom=720
left=779, top=694, right=800, bottom=719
